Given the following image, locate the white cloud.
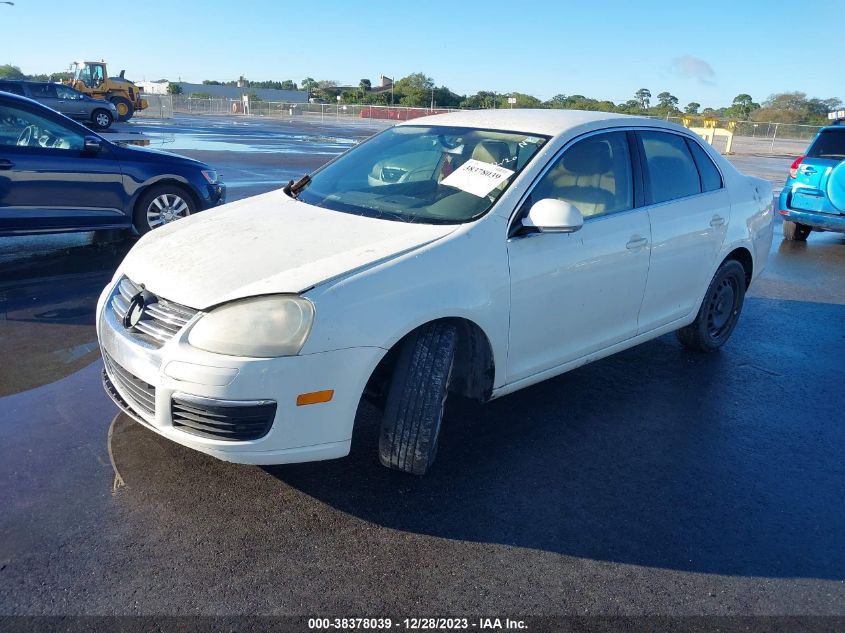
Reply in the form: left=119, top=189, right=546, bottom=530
left=672, top=55, right=716, bottom=85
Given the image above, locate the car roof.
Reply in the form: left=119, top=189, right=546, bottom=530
left=399, top=108, right=663, bottom=138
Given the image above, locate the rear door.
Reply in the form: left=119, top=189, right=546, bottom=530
left=0, top=98, right=127, bottom=234
left=634, top=130, right=730, bottom=332
left=792, top=128, right=845, bottom=215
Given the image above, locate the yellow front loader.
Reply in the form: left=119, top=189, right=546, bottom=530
left=63, top=61, right=148, bottom=122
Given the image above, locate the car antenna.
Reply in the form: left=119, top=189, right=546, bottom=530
left=283, top=174, right=311, bottom=198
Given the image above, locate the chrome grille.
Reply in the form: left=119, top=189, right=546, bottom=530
left=110, top=277, right=197, bottom=347
left=102, top=352, right=156, bottom=419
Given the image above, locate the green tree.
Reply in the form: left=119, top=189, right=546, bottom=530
left=685, top=102, right=701, bottom=115
left=460, top=91, right=499, bottom=109
left=166, top=83, right=183, bottom=95
left=393, top=72, right=435, bottom=107
left=189, top=92, right=212, bottom=99
left=0, top=65, right=25, bottom=80
left=301, top=77, right=317, bottom=93
left=656, top=91, right=679, bottom=113
left=635, top=88, right=651, bottom=109
left=359, top=78, right=371, bottom=92
left=728, top=93, right=759, bottom=120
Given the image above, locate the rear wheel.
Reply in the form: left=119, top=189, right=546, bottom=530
left=677, top=260, right=746, bottom=352
left=110, top=96, right=134, bottom=122
left=92, top=108, right=113, bottom=130
left=379, top=322, right=457, bottom=475
left=783, top=220, right=811, bottom=241
left=133, top=185, right=196, bottom=235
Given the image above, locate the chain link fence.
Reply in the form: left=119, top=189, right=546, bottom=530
left=133, top=96, right=821, bottom=153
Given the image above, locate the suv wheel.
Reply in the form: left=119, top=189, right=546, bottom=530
left=677, top=260, right=746, bottom=352
left=92, top=109, right=113, bottom=130
left=783, top=220, right=811, bottom=241
left=379, top=322, right=457, bottom=475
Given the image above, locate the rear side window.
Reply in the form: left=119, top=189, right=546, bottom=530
left=29, top=83, right=57, bottom=99
left=0, top=82, right=25, bottom=96
left=807, top=130, right=845, bottom=160
left=640, top=131, right=701, bottom=204
left=687, top=139, right=723, bottom=192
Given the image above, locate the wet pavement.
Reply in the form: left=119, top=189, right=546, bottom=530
left=1, top=115, right=844, bottom=617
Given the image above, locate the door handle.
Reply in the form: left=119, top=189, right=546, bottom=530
left=0, top=159, right=13, bottom=170
left=709, top=215, right=726, bottom=228
left=626, top=236, right=648, bottom=250
left=801, top=166, right=817, bottom=175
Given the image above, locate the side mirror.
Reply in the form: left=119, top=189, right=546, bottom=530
left=83, top=136, right=103, bottom=154
left=522, top=198, right=584, bottom=233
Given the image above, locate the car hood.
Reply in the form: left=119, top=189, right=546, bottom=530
left=119, top=189, right=458, bottom=309
left=112, top=143, right=209, bottom=168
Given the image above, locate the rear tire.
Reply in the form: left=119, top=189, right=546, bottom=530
left=379, top=322, right=457, bottom=475
left=783, top=220, right=811, bottom=241
left=677, top=260, right=746, bottom=352
left=110, top=96, right=134, bottom=122
left=92, top=108, right=113, bottom=130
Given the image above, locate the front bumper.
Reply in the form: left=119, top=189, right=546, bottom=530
left=96, top=280, right=383, bottom=465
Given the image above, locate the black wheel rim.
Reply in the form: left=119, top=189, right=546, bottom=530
left=706, top=276, right=738, bottom=339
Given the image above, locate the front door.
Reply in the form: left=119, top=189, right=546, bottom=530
left=507, top=131, right=651, bottom=383
left=0, top=99, right=126, bottom=234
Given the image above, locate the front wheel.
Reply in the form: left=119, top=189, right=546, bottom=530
left=110, top=96, right=134, bottom=122
left=133, top=185, right=196, bottom=235
left=677, top=260, right=746, bottom=352
left=379, top=322, right=457, bottom=475
left=783, top=220, right=811, bottom=241
left=92, top=108, right=113, bottom=130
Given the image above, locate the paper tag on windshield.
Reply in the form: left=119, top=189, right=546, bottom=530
left=441, top=159, right=515, bottom=198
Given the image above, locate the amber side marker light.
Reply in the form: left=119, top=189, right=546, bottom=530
left=296, top=390, right=334, bottom=406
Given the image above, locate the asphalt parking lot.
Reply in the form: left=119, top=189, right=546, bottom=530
left=1, top=115, right=844, bottom=618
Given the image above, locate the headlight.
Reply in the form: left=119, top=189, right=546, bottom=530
left=188, top=296, right=314, bottom=358
left=201, top=169, right=219, bottom=184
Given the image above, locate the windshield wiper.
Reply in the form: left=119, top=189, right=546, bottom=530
left=283, top=174, right=311, bottom=199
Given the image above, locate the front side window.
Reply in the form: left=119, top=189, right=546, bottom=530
left=55, top=84, right=84, bottom=100
left=640, top=131, right=702, bottom=204
left=0, top=104, right=84, bottom=150
left=297, top=125, right=548, bottom=224
left=527, top=131, right=633, bottom=219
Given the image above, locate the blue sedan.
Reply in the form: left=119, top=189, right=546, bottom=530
left=0, top=92, right=225, bottom=236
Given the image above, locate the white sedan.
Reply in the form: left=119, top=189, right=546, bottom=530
left=97, top=109, right=774, bottom=475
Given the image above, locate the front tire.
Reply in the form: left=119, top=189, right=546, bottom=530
left=92, top=108, right=113, bottom=130
left=783, top=220, right=811, bottom=241
left=133, top=185, right=196, bottom=235
left=677, top=260, right=746, bottom=352
left=379, top=322, right=457, bottom=475
left=110, top=96, right=134, bottom=122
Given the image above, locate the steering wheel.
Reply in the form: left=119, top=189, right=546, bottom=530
left=16, top=125, right=38, bottom=147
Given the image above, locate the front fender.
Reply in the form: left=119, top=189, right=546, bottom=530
left=302, top=216, right=511, bottom=389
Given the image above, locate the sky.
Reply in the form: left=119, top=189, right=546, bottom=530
left=1, top=0, right=842, bottom=109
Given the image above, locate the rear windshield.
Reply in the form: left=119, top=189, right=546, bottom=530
left=807, top=129, right=845, bottom=160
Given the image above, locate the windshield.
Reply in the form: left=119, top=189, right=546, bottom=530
left=297, top=125, right=548, bottom=224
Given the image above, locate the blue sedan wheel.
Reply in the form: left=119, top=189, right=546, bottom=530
left=134, top=186, right=196, bottom=234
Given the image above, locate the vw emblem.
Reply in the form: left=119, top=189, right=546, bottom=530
left=123, top=289, right=148, bottom=329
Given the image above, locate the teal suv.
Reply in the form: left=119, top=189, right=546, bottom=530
left=779, top=119, right=845, bottom=241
